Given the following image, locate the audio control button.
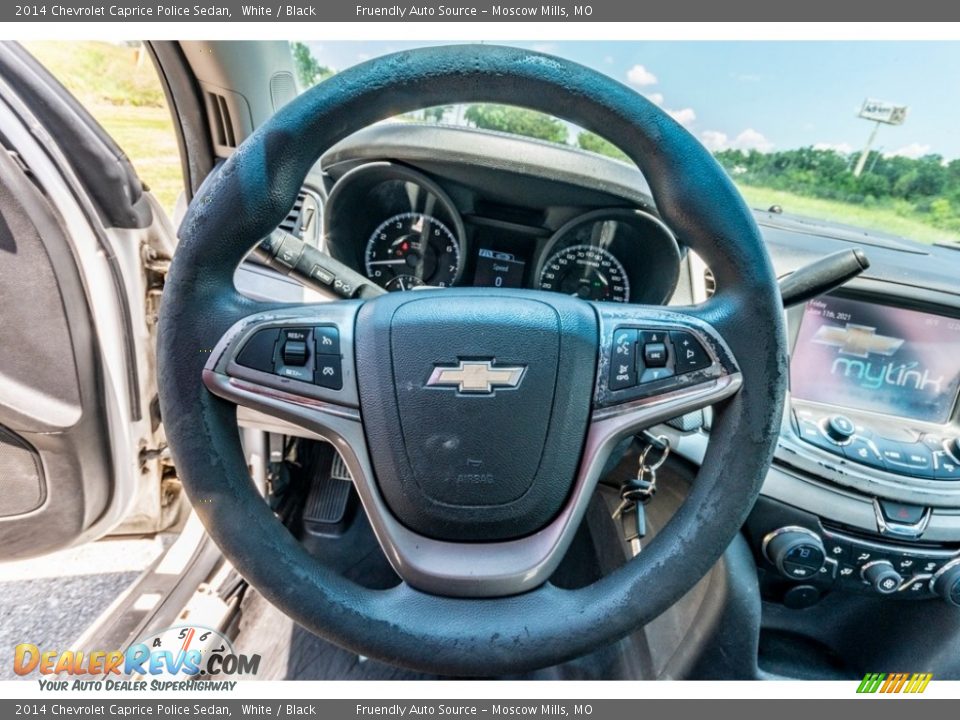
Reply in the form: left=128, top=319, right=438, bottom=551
left=824, top=414, right=856, bottom=444
left=875, top=439, right=935, bottom=478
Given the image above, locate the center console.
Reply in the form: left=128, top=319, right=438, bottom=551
left=737, top=289, right=960, bottom=609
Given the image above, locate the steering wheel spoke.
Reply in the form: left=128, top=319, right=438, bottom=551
left=202, top=302, right=363, bottom=434
left=589, top=302, right=743, bottom=437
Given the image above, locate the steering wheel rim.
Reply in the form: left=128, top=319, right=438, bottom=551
left=158, top=44, right=786, bottom=676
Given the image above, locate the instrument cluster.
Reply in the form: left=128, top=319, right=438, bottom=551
left=323, top=162, right=682, bottom=304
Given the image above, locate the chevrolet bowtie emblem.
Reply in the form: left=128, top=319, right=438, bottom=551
left=426, top=360, right=526, bottom=394
left=812, top=323, right=904, bottom=358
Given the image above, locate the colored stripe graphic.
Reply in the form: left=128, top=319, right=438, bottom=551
left=857, top=672, right=931, bottom=694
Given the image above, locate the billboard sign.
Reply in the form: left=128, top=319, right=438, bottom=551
left=859, top=99, right=908, bottom=125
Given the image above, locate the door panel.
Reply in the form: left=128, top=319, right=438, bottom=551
left=0, top=144, right=114, bottom=557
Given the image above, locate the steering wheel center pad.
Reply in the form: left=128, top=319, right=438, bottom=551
left=356, top=290, right=596, bottom=542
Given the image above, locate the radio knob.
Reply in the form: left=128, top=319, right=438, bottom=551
left=862, top=561, right=903, bottom=595
left=824, top=414, right=856, bottom=444
left=763, top=527, right=826, bottom=581
left=931, top=561, right=960, bottom=608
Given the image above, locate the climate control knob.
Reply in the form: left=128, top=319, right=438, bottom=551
left=762, top=527, right=826, bottom=581
left=824, top=414, right=856, bottom=444
left=931, top=561, right=960, bottom=607
left=862, top=561, right=903, bottom=595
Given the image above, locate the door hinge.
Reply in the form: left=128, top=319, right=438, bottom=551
left=141, top=244, right=171, bottom=326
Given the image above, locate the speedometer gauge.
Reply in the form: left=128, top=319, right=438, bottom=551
left=365, top=212, right=462, bottom=290
left=538, top=244, right=630, bottom=303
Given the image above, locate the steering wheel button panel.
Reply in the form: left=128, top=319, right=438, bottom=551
left=236, top=328, right=281, bottom=374
left=314, top=326, right=341, bottom=355
left=642, top=341, right=668, bottom=367
left=315, top=355, right=343, bottom=391
left=609, top=328, right=638, bottom=390
left=670, top=331, right=712, bottom=374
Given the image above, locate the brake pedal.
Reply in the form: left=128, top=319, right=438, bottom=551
left=303, top=451, right=353, bottom=533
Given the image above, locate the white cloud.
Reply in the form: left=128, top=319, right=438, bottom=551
left=699, top=128, right=773, bottom=153
left=884, top=142, right=932, bottom=159
left=699, top=130, right=729, bottom=152
left=644, top=92, right=664, bottom=106
left=814, top=142, right=854, bottom=154
left=626, top=64, right=658, bottom=87
left=731, top=128, right=773, bottom=152
left=603, top=55, right=615, bottom=65
left=667, top=107, right=696, bottom=127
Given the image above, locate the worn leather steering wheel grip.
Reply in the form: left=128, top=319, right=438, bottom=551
left=157, top=44, right=786, bottom=676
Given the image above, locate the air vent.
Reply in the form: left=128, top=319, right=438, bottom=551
left=703, top=268, right=716, bottom=298
left=280, top=191, right=307, bottom=237
left=207, top=91, right=237, bottom=148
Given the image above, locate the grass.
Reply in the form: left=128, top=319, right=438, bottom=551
left=735, top=184, right=960, bottom=246
left=20, top=41, right=182, bottom=217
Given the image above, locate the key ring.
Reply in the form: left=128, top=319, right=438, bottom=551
left=637, top=434, right=671, bottom=475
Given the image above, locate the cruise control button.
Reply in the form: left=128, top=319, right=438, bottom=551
left=609, top=328, right=638, bottom=390
left=315, top=355, right=343, bottom=390
left=281, top=340, right=309, bottom=367
left=236, top=328, right=280, bottom=374
left=282, top=328, right=310, bottom=344
left=276, top=365, right=312, bottom=383
left=314, top=325, right=341, bottom=355
left=670, top=331, right=711, bottom=374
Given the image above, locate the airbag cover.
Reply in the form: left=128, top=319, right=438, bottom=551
left=354, top=289, right=597, bottom=542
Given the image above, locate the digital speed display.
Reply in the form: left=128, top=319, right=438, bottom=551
left=474, top=248, right=526, bottom=288
left=791, top=296, right=960, bottom=424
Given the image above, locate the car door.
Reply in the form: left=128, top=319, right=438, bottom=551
left=0, top=42, right=178, bottom=559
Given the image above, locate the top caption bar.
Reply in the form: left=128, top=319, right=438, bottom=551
left=4, top=0, right=956, bottom=22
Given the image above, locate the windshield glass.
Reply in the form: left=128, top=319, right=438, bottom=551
left=291, top=41, right=960, bottom=246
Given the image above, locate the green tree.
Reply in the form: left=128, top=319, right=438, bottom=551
left=577, top=131, right=630, bottom=162
left=463, top=104, right=568, bottom=143
left=290, top=42, right=334, bottom=89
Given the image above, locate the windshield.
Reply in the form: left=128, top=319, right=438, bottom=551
left=292, top=41, right=960, bottom=246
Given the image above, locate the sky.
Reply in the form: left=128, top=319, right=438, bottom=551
left=305, top=41, right=960, bottom=160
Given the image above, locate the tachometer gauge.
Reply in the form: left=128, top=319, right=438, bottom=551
left=538, top=244, right=630, bottom=303
left=365, top=212, right=461, bottom=290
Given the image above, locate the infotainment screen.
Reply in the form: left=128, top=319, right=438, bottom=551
left=791, top=296, right=960, bottom=424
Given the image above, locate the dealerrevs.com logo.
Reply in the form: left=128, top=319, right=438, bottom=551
left=13, top=625, right=260, bottom=691
left=856, top=672, right=933, bottom=694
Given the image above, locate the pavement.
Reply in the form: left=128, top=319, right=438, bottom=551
left=0, top=536, right=167, bottom=680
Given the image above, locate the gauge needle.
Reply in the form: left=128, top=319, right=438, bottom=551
left=368, top=259, right=408, bottom=265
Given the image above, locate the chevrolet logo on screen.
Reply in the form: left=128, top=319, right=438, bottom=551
left=812, top=323, right=904, bottom=358
left=426, top=360, right=526, bottom=394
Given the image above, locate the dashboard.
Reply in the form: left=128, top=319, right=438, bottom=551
left=321, top=143, right=682, bottom=305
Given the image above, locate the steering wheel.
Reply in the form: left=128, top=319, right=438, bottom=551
left=157, top=44, right=786, bottom=676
